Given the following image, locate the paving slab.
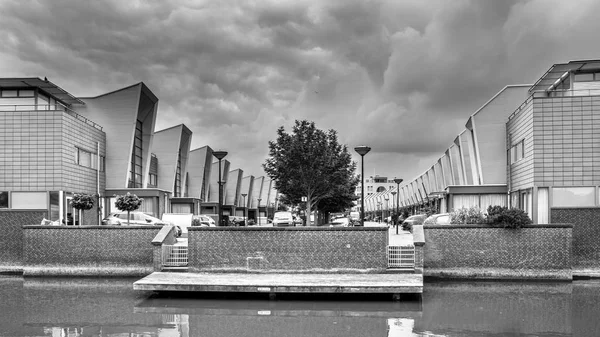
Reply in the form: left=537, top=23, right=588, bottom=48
left=134, top=272, right=423, bottom=294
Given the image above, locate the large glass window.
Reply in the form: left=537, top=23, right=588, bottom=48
left=552, top=187, right=596, bottom=207
left=50, top=191, right=60, bottom=220
left=175, top=152, right=181, bottom=197
left=0, top=192, right=8, bottom=208
left=129, top=120, right=143, bottom=188
left=11, top=192, right=47, bottom=209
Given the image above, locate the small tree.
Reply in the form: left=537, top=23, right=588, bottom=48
left=71, top=193, right=95, bottom=226
left=114, top=192, right=142, bottom=225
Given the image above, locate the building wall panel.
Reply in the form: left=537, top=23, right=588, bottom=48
left=533, top=96, right=600, bottom=186
left=507, top=99, right=535, bottom=191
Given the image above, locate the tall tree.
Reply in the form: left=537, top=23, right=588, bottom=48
left=263, top=120, right=358, bottom=226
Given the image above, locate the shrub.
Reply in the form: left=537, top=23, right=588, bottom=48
left=420, top=205, right=437, bottom=217
left=486, top=205, right=532, bottom=229
left=450, top=207, right=486, bottom=224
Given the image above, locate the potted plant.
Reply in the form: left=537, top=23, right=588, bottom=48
left=114, top=192, right=142, bottom=225
left=70, top=193, right=95, bottom=226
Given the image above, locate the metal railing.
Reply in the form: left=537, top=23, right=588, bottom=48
left=387, top=245, right=415, bottom=269
left=0, top=104, right=103, bottom=130
left=162, top=245, right=188, bottom=267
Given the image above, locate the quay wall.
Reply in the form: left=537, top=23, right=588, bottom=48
left=188, top=227, right=389, bottom=273
left=0, top=210, right=46, bottom=273
left=423, top=224, right=572, bottom=280
left=23, top=225, right=161, bottom=276
left=551, top=208, right=600, bottom=275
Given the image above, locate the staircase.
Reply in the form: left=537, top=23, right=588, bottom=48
left=387, top=245, right=415, bottom=272
left=162, top=245, right=188, bottom=272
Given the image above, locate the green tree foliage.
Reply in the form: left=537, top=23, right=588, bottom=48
left=263, top=120, right=358, bottom=225
left=114, top=192, right=142, bottom=225
left=486, top=205, right=533, bottom=229
left=70, top=193, right=95, bottom=226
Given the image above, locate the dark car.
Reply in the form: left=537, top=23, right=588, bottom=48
left=401, top=214, right=428, bottom=232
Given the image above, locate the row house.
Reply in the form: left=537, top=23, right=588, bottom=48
left=365, top=59, right=600, bottom=226
left=0, top=78, right=277, bottom=225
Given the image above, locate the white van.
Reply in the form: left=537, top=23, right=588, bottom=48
left=272, top=211, right=294, bottom=227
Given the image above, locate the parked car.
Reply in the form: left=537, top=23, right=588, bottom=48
left=330, top=216, right=350, bottom=227
left=191, top=215, right=217, bottom=227
left=423, top=213, right=451, bottom=226
left=401, top=214, right=428, bottom=232
left=229, top=216, right=246, bottom=226
left=103, top=211, right=181, bottom=236
left=272, top=211, right=294, bottom=227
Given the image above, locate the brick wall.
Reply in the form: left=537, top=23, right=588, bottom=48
left=551, top=208, right=600, bottom=270
left=23, top=226, right=161, bottom=276
left=0, top=210, right=46, bottom=272
left=188, top=227, right=388, bottom=273
left=423, top=224, right=572, bottom=280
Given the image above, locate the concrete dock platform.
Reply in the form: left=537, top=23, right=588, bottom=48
left=133, top=272, right=423, bottom=294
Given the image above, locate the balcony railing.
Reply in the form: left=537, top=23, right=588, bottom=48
left=0, top=104, right=103, bottom=131
left=533, top=88, right=600, bottom=98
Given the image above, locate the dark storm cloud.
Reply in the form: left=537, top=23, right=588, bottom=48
left=2, top=0, right=600, bottom=180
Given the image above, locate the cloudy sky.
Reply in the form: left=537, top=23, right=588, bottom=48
left=2, top=0, right=600, bottom=182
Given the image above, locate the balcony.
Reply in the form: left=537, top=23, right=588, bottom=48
left=0, top=104, right=102, bottom=130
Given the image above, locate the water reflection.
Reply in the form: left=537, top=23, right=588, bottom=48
left=1, top=276, right=599, bottom=336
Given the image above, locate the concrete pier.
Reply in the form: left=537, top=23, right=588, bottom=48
left=133, top=272, right=423, bottom=294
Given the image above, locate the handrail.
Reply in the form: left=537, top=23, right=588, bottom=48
left=0, top=104, right=103, bottom=131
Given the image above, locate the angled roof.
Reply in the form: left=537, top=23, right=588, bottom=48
left=0, top=77, right=85, bottom=105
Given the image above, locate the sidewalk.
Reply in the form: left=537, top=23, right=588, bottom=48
left=363, top=221, right=414, bottom=246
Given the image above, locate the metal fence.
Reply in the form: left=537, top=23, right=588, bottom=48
left=387, top=245, right=415, bottom=269
left=162, top=245, right=188, bottom=267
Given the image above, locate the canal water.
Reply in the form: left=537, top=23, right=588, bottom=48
left=1, top=276, right=597, bottom=336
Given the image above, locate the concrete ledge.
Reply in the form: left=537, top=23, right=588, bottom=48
left=573, top=268, right=600, bottom=279
left=424, top=223, right=573, bottom=229
left=424, top=268, right=572, bottom=281
left=0, top=265, right=23, bottom=275
left=24, top=266, right=153, bottom=277
left=189, top=227, right=388, bottom=231
left=24, top=225, right=159, bottom=229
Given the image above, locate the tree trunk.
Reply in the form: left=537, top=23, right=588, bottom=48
left=127, top=210, right=130, bottom=225
left=80, top=209, right=84, bottom=226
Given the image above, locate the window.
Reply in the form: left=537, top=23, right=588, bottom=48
left=75, top=147, right=104, bottom=171
left=574, top=73, right=594, bottom=82
left=0, top=192, right=8, bottom=208
left=129, top=120, right=143, bottom=188
left=11, top=192, right=47, bottom=209
left=174, top=151, right=182, bottom=197
left=1, top=90, right=17, bottom=97
left=149, top=173, right=157, bottom=187
left=510, top=139, right=525, bottom=164
left=552, top=187, right=595, bottom=207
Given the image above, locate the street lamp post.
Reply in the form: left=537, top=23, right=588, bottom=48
left=241, top=193, right=247, bottom=225
left=378, top=202, right=382, bottom=223
left=391, top=191, right=397, bottom=229
left=354, top=145, right=371, bottom=226
left=384, top=195, right=389, bottom=224
left=213, top=150, right=228, bottom=226
left=393, top=178, right=403, bottom=234
left=257, top=198, right=262, bottom=226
